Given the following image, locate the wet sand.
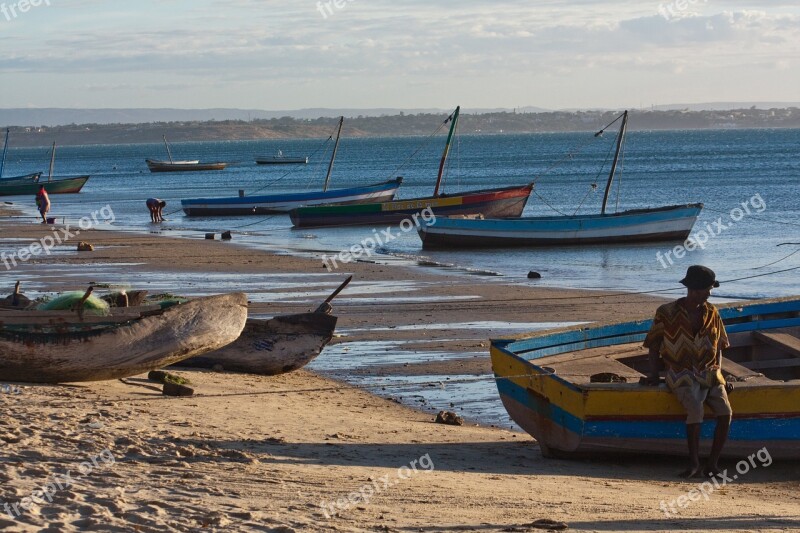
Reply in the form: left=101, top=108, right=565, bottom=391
left=2, top=211, right=798, bottom=532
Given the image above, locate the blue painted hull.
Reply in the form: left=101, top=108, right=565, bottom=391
left=181, top=177, right=403, bottom=216
left=491, top=297, right=800, bottom=459
left=419, top=203, right=703, bottom=248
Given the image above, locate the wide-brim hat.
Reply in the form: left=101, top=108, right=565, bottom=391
left=680, top=265, right=720, bottom=290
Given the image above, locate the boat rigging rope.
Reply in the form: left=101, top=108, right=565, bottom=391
left=157, top=129, right=337, bottom=219
left=245, top=133, right=335, bottom=196
left=382, top=115, right=451, bottom=182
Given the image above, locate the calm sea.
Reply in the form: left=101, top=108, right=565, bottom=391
left=4, top=128, right=798, bottom=300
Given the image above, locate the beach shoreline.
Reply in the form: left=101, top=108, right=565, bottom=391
left=2, top=213, right=799, bottom=532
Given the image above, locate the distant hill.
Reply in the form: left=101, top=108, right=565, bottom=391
left=0, top=106, right=545, bottom=127
left=2, top=108, right=798, bottom=147
left=0, top=107, right=549, bottom=127
left=649, top=102, right=800, bottom=111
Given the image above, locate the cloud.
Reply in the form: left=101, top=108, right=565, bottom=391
left=1, top=1, right=799, bottom=107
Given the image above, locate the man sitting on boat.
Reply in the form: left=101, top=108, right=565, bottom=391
left=643, top=265, right=732, bottom=479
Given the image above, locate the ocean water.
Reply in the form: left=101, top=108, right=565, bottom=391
left=3, top=128, right=798, bottom=300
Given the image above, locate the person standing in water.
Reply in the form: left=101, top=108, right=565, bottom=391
left=36, top=185, right=51, bottom=224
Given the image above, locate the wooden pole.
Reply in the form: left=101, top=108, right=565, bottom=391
left=601, top=111, right=628, bottom=215
left=323, top=117, right=344, bottom=193
left=434, top=106, right=460, bottom=197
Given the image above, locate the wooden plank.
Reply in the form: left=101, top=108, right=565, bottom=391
left=753, top=330, right=800, bottom=358
left=741, top=358, right=800, bottom=370
left=720, top=357, right=771, bottom=382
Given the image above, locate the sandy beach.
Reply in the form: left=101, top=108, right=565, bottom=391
left=2, top=210, right=799, bottom=532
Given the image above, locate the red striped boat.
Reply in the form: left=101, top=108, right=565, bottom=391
left=290, top=106, right=533, bottom=228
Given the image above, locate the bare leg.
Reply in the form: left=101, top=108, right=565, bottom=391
left=679, top=423, right=702, bottom=478
left=705, top=415, right=731, bottom=476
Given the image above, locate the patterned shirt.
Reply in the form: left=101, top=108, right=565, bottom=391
left=643, top=299, right=729, bottom=389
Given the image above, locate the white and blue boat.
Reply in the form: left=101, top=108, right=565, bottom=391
left=181, top=117, right=402, bottom=216
left=418, top=111, right=704, bottom=249
left=181, top=177, right=403, bottom=216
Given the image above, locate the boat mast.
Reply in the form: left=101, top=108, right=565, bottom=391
left=601, top=110, right=628, bottom=215
left=48, top=142, right=56, bottom=182
left=323, top=117, right=344, bottom=193
left=0, top=128, right=8, bottom=178
left=163, top=135, right=174, bottom=163
left=434, top=106, right=460, bottom=197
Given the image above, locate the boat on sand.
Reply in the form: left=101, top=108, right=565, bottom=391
left=491, top=296, right=800, bottom=459
left=177, top=276, right=350, bottom=375
left=0, top=292, right=248, bottom=383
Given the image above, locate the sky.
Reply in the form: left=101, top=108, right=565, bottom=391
left=1, top=0, right=799, bottom=110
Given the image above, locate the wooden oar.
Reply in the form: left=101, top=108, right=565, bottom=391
left=314, top=275, right=352, bottom=314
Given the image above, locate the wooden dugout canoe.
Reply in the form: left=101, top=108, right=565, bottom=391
left=491, top=296, right=800, bottom=459
left=176, top=311, right=338, bottom=375
left=0, top=293, right=248, bottom=383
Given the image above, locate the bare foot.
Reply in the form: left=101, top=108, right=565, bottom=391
left=679, top=465, right=702, bottom=478
left=703, top=466, right=722, bottom=478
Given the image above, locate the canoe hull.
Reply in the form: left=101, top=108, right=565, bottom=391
left=255, top=156, right=308, bottom=165
left=0, top=293, right=248, bottom=383
left=492, top=297, right=800, bottom=459
left=0, top=176, right=89, bottom=196
left=419, top=204, right=704, bottom=248
left=146, top=160, right=227, bottom=172
left=181, top=178, right=403, bottom=216
left=177, top=312, right=337, bottom=375
left=289, top=183, right=534, bottom=228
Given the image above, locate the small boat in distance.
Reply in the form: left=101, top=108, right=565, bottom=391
left=417, top=111, right=703, bottom=248
left=255, top=150, right=308, bottom=165
left=491, top=296, right=800, bottom=459
left=181, top=117, right=403, bottom=216
left=146, top=135, right=228, bottom=172
left=0, top=140, right=89, bottom=196
left=289, top=106, right=534, bottom=228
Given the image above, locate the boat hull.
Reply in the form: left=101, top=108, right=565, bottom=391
left=419, top=204, right=704, bottom=248
left=0, top=176, right=89, bottom=196
left=177, top=312, right=337, bottom=375
left=289, top=183, right=534, bottom=228
left=146, top=159, right=227, bottom=172
left=255, top=156, right=308, bottom=165
left=491, top=297, right=800, bottom=459
left=181, top=178, right=403, bottom=216
left=0, top=293, right=248, bottom=383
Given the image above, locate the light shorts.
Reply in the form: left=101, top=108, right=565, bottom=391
left=672, top=380, right=732, bottom=425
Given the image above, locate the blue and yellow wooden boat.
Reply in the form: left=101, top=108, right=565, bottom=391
left=491, top=297, right=800, bottom=459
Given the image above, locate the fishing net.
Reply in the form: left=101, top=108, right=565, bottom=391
left=37, top=291, right=111, bottom=316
